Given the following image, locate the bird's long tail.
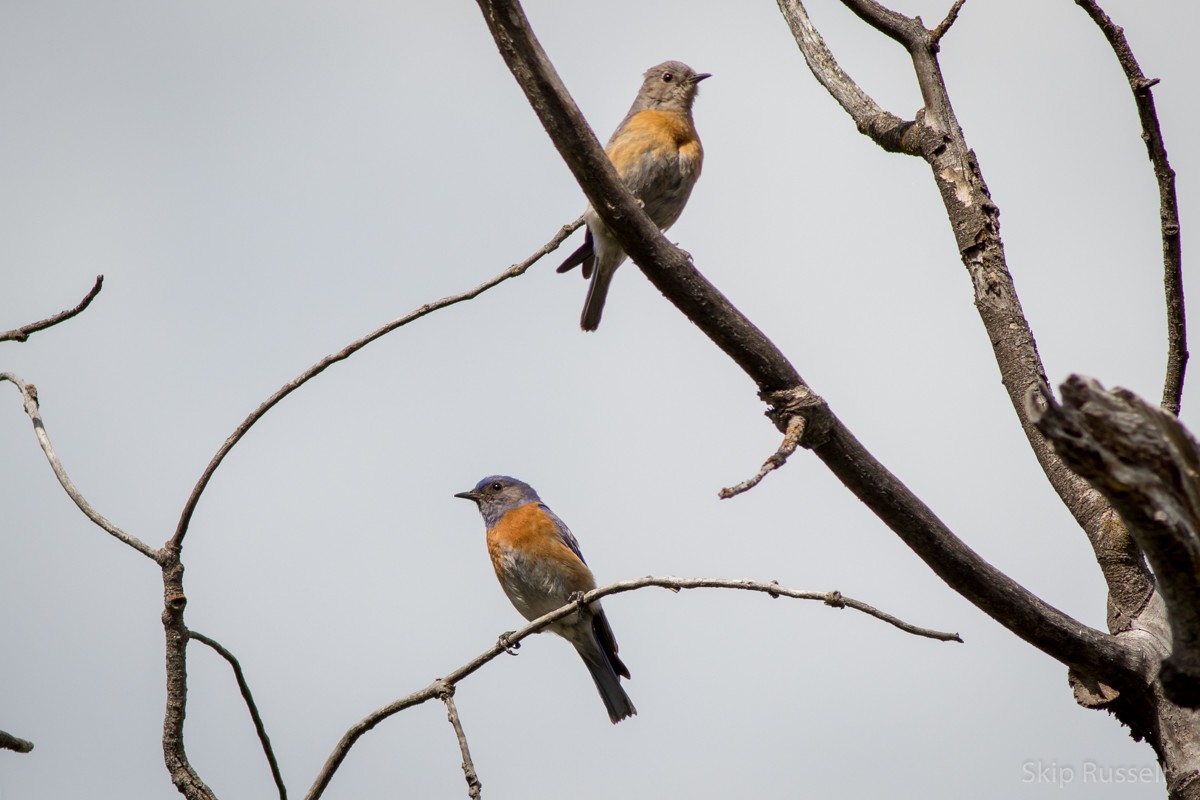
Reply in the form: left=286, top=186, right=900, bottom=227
left=577, top=646, right=637, bottom=723
left=580, top=267, right=616, bottom=331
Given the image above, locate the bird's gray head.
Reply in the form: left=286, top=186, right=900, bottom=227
left=633, top=60, right=710, bottom=113
left=455, top=475, right=541, bottom=527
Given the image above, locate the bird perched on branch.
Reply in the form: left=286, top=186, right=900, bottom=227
left=557, top=60, right=709, bottom=331
left=455, top=475, right=636, bottom=723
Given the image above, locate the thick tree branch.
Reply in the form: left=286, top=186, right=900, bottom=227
left=161, top=560, right=215, bottom=800
left=474, top=0, right=1141, bottom=689
left=190, top=631, right=287, bottom=800
left=306, top=576, right=959, bottom=799
left=1032, top=377, right=1200, bottom=708
left=0, top=275, right=103, bottom=343
left=0, top=373, right=160, bottom=561
left=170, top=217, right=582, bottom=551
left=775, top=0, right=1153, bottom=629
left=1074, top=0, right=1187, bottom=416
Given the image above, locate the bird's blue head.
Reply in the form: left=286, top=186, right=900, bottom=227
left=455, top=475, right=542, bottom=528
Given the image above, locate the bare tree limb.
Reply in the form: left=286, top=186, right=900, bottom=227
left=161, top=565, right=216, bottom=800
left=0, top=373, right=160, bottom=561
left=436, top=682, right=482, bottom=800
left=775, top=0, right=1155, bottom=631
left=930, top=0, right=966, bottom=45
left=719, top=414, right=806, bottom=499
left=474, top=0, right=1141, bottom=691
left=0, top=729, right=34, bottom=753
left=305, top=575, right=959, bottom=799
left=169, top=217, right=582, bottom=551
left=190, top=631, right=288, bottom=800
left=1031, top=377, right=1200, bottom=708
left=1074, top=0, right=1188, bottom=416
left=0, top=275, right=104, bottom=343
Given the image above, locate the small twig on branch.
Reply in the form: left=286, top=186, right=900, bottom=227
left=0, top=729, right=34, bottom=753
left=436, top=682, right=483, bottom=800
left=1074, top=0, right=1187, bottom=416
left=720, top=415, right=806, bottom=498
left=189, top=631, right=288, bottom=800
left=930, top=0, right=966, bottom=45
left=0, top=275, right=104, bottom=343
left=0, top=373, right=159, bottom=561
left=170, top=217, right=583, bottom=551
left=305, top=575, right=957, bottom=800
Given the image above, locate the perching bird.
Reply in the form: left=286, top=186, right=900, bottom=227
left=455, top=475, right=636, bottom=723
left=557, top=60, right=709, bottom=331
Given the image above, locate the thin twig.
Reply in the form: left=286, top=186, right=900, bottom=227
left=719, top=415, right=806, bottom=498
left=305, top=575, right=958, bottom=799
left=930, top=0, right=966, bottom=45
left=170, top=217, right=583, bottom=551
left=437, top=682, right=482, bottom=800
left=1074, top=0, right=1187, bottom=416
left=0, top=275, right=104, bottom=343
left=0, top=373, right=159, bottom=561
left=0, top=729, right=34, bottom=753
left=189, top=631, right=288, bottom=800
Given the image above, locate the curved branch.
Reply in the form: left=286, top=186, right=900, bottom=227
left=190, top=631, right=287, bottom=800
left=1074, top=0, right=1187, bottom=416
left=474, top=0, right=1141, bottom=688
left=0, top=373, right=159, bottom=561
left=305, top=575, right=959, bottom=799
left=170, top=218, right=582, bottom=551
left=776, top=0, right=920, bottom=153
left=0, top=275, right=104, bottom=343
left=775, top=0, right=1156, bottom=626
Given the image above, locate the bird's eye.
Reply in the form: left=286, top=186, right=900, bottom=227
left=490, top=482, right=503, bottom=491
left=661, top=72, right=673, bottom=82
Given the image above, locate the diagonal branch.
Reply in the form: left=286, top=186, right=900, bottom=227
left=0, top=373, right=159, bottom=561
left=0, top=275, right=104, bottom=343
left=1074, top=0, right=1187, bottom=417
left=776, top=0, right=1154, bottom=629
left=305, top=575, right=960, bottom=799
left=189, top=631, right=288, bottom=800
left=437, top=683, right=482, bottom=800
left=170, top=217, right=582, bottom=551
left=474, top=0, right=1141, bottom=689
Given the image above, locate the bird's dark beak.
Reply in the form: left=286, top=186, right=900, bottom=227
left=454, top=490, right=481, bottom=502
left=693, top=73, right=712, bottom=84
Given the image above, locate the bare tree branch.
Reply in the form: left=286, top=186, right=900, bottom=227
left=161, top=564, right=216, bottom=800
left=305, top=575, right=960, bottom=799
left=1074, top=0, right=1188, bottom=416
left=775, top=0, right=1156, bottom=631
left=190, top=631, right=287, bottom=800
left=719, top=413, right=806, bottom=499
left=169, top=218, right=582, bottom=552
left=0, top=373, right=160, bottom=561
left=474, top=0, right=1141, bottom=690
left=436, top=682, right=482, bottom=800
left=930, top=0, right=966, bottom=45
left=776, top=0, right=921, bottom=153
left=1032, top=377, right=1200, bottom=708
left=0, top=729, right=34, bottom=753
left=0, top=275, right=103, bottom=343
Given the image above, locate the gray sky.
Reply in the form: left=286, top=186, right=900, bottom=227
left=2, top=1, right=1196, bottom=797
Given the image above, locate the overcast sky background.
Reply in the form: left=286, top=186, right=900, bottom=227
left=2, top=1, right=1197, bottom=798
